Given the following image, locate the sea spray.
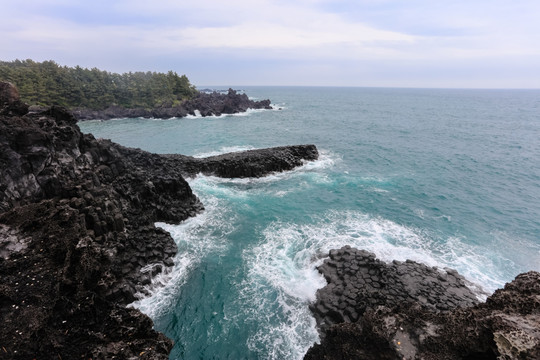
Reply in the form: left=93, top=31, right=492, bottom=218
left=130, top=194, right=234, bottom=319
left=238, top=230, right=327, bottom=359
left=83, top=87, right=540, bottom=359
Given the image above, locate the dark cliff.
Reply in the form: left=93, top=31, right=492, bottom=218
left=0, top=82, right=318, bottom=359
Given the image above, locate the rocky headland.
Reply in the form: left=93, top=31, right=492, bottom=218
left=1, top=80, right=539, bottom=359
left=0, top=82, right=316, bottom=359
left=71, top=88, right=273, bottom=121
left=305, top=246, right=540, bottom=359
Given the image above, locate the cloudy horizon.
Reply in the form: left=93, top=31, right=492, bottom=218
left=1, top=0, right=539, bottom=88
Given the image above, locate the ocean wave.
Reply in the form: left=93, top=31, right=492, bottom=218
left=193, top=145, right=257, bottom=158
left=183, top=106, right=279, bottom=120
left=257, top=210, right=510, bottom=296
left=236, top=230, right=325, bottom=359
left=227, top=207, right=516, bottom=360
left=129, top=195, right=233, bottom=318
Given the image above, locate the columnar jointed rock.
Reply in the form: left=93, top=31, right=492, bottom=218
left=305, top=246, right=540, bottom=359
left=311, top=246, right=478, bottom=330
left=309, top=246, right=479, bottom=333
left=0, top=83, right=319, bottom=359
left=0, top=105, right=198, bottom=358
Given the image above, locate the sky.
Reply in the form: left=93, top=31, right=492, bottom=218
left=1, top=0, right=540, bottom=88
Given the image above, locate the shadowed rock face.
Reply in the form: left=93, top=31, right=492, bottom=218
left=72, top=88, right=273, bottom=120
left=0, top=106, right=198, bottom=359
left=0, top=83, right=318, bottom=359
left=305, top=246, right=540, bottom=360
left=0, top=82, right=28, bottom=116
left=0, top=82, right=20, bottom=104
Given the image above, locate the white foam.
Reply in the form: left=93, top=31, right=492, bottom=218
left=183, top=106, right=276, bottom=120
left=271, top=103, right=287, bottom=110
left=262, top=210, right=508, bottom=294
left=192, top=149, right=339, bottom=187
left=185, top=109, right=203, bottom=118
left=193, top=145, right=256, bottom=158
left=238, top=235, right=326, bottom=359
left=231, top=209, right=514, bottom=359
left=129, top=194, right=233, bottom=318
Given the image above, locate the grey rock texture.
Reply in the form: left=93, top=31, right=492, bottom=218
left=305, top=246, right=540, bottom=360
left=0, top=82, right=318, bottom=359
left=310, top=246, right=479, bottom=332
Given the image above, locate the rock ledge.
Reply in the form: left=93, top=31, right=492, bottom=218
left=305, top=246, right=540, bottom=360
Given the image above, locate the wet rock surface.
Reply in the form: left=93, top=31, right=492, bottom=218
left=72, top=88, right=273, bottom=121
left=305, top=246, right=540, bottom=360
left=0, top=82, right=317, bottom=359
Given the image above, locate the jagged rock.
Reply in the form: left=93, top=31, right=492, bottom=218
left=163, top=144, right=319, bottom=178
left=0, top=81, right=20, bottom=104
left=0, top=83, right=318, bottom=359
left=305, top=247, right=540, bottom=360
left=72, top=88, right=273, bottom=120
left=309, top=246, right=480, bottom=333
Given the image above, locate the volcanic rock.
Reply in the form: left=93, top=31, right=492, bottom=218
left=309, top=246, right=479, bottom=332
left=163, top=144, right=319, bottom=178
left=305, top=246, right=540, bottom=360
left=72, top=88, right=273, bottom=121
left=0, top=81, right=28, bottom=116
left=0, top=82, right=318, bottom=359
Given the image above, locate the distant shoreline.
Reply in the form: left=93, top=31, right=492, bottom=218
left=28, top=88, right=273, bottom=121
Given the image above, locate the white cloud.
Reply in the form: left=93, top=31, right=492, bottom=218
left=1, top=0, right=540, bottom=87
left=155, top=22, right=414, bottom=50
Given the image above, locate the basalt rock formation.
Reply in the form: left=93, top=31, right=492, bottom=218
left=305, top=246, right=540, bottom=360
left=72, top=88, right=273, bottom=121
left=309, top=246, right=480, bottom=333
left=164, top=144, right=319, bottom=178
left=0, top=81, right=317, bottom=359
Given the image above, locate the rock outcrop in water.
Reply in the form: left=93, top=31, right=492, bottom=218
left=72, top=88, right=273, bottom=121
left=305, top=246, right=540, bottom=359
left=164, top=145, right=319, bottom=178
left=0, top=81, right=317, bottom=359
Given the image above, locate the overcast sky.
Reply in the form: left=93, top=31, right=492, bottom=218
left=2, top=0, right=540, bottom=88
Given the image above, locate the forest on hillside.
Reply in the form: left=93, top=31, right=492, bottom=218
left=0, top=59, right=198, bottom=109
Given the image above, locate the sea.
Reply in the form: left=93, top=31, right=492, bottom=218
left=78, top=87, right=540, bottom=360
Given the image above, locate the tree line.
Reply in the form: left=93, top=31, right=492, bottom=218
left=0, top=59, right=198, bottom=110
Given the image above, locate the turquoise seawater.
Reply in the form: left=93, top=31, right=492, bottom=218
left=79, top=87, right=540, bottom=359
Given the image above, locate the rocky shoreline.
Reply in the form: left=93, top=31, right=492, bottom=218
left=0, top=82, right=316, bottom=359
left=305, top=246, right=540, bottom=359
left=1, top=81, right=539, bottom=359
left=71, top=88, right=273, bottom=121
